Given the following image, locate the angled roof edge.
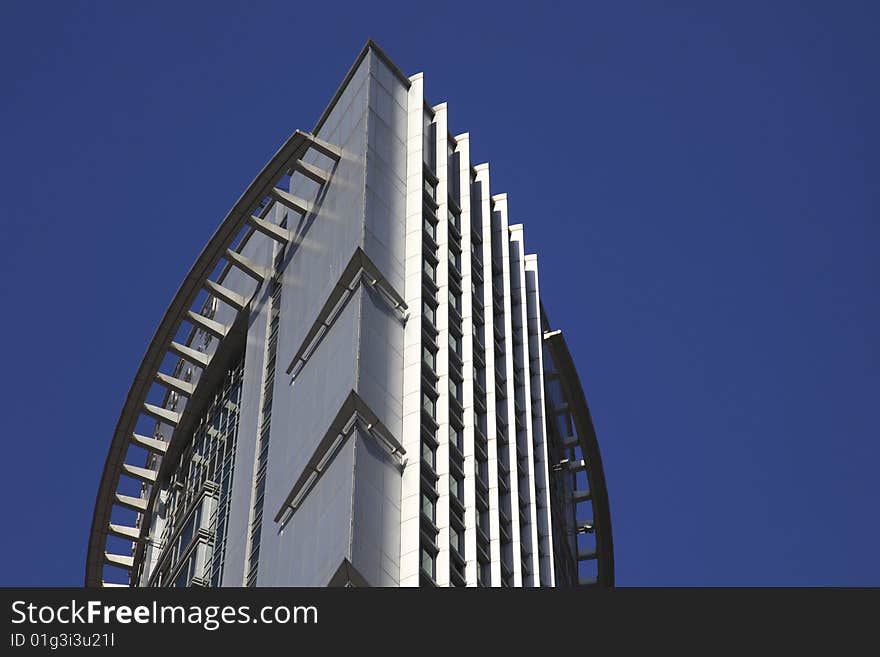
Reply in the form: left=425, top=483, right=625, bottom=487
left=313, top=39, right=413, bottom=134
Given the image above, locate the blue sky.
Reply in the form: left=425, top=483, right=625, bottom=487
left=0, top=1, right=877, bottom=586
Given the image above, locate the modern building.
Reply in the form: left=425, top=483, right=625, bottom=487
left=86, top=41, right=613, bottom=588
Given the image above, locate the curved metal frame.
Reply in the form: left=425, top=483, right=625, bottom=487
left=85, top=129, right=340, bottom=587
left=543, top=326, right=615, bottom=587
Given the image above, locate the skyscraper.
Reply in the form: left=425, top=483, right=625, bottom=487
left=86, top=41, right=613, bottom=588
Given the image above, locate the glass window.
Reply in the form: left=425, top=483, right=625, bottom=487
left=477, top=413, right=487, bottom=437
left=447, top=141, right=459, bottom=200
left=448, top=208, right=460, bottom=232
left=421, top=492, right=436, bottom=522
left=152, top=356, right=245, bottom=587
left=449, top=332, right=462, bottom=357
left=423, top=176, right=436, bottom=201
left=423, top=212, right=436, bottom=240
left=421, top=547, right=436, bottom=579
left=450, top=526, right=463, bottom=553
left=449, top=423, right=463, bottom=450
left=449, top=378, right=462, bottom=404
left=449, top=246, right=461, bottom=272
left=423, top=114, right=436, bottom=172
left=422, top=345, right=436, bottom=370
left=451, top=474, right=464, bottom=503
left=422, top=440, right=436, bottom=469
left=478, top=560, right=490, bottom=586
left=448, top=289, right=461, bottom=313
left=175, top=565, right=190, bottom=588
left=422, top=393, right=436, bottom=417
left=174, top=552, right=199, bottom=588
left=423, top=300, right=436, bottom=326
left=177, top=504, right=202, bottom=555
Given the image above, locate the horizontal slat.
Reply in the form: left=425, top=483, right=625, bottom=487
left=114, top=493, right=147, bottom=512
left=104, top=553, right=134, bottom=569
left=155, top=372, right=195, bottom=397
left=572, top=489, right=592, bottom=503
left=121, top=463, right=158, bottom=483
left=270, top=188, right=313, bottom=215
left=169, top=341, right=210, bottom=367
left=131, top=433, right=168, bottom=454
left=186, top=310, right=228, bottom=339
left=247, top=215, right=291, bottom=244
left=143, top=403, right=180, bottom=426
left=293, top=159, right=331, bottom=184
left=204, top=279, right=247, bottom=310
left=108, top=524, right=141, bottom=540
left=568, top=458, right=587, bottom=471
left=225, top=249, right=268, bottom=281
left=308, top=135, right=342, bottom=160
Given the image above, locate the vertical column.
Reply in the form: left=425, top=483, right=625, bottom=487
left=399, top=73, right=426, bottom=587
left=508, top=226, right=540, bottom=585
left=432, top=103, right=451, bottom=587
left=492, top=193, right=522, bottom=586
left=473, top=164, right=502, bottom=585
left=454, top=133, right=478, bottom=587
left=441, top=127, right=468, bottom=587
left=244, top=203, right=286, bottom=587
left=524, top=254, right=555, bottom=586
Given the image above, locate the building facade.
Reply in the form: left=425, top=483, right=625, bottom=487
left=86, top=41, right=613, bottom=588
